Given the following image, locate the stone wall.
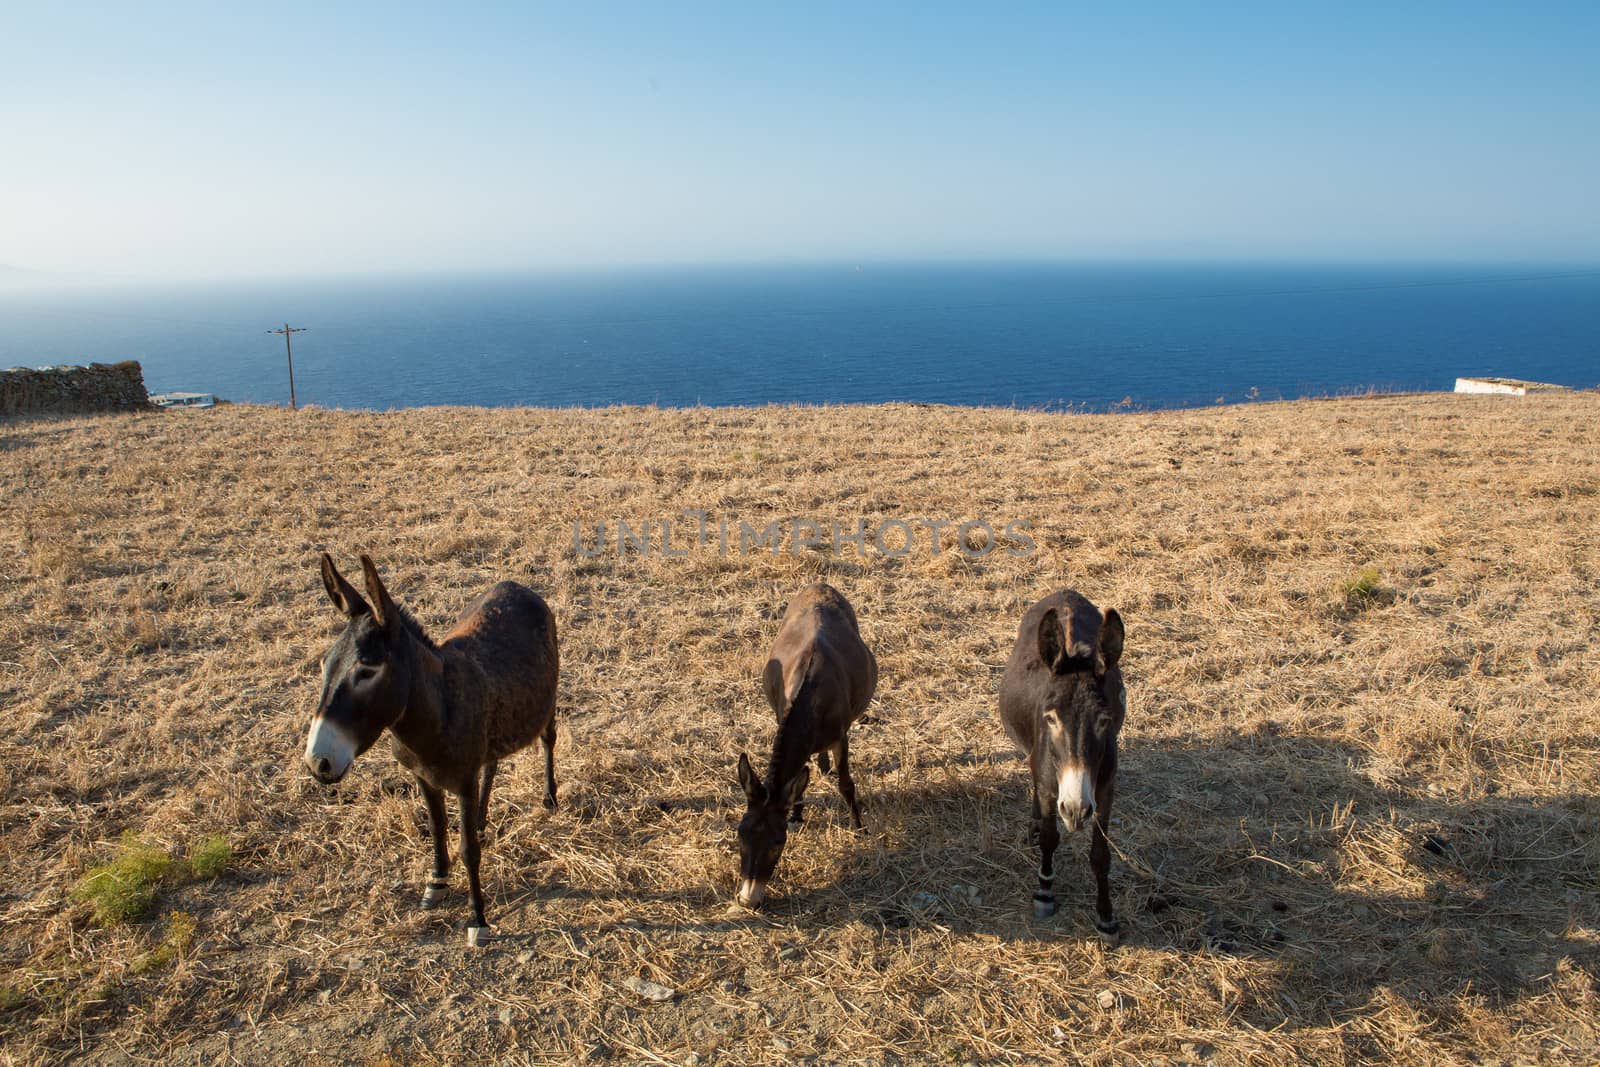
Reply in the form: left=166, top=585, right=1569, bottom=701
left=0, top=361, right=152, bottom=416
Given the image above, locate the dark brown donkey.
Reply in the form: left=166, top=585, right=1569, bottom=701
left=734, top=583, right=877, bottom=909
left=999, top=589, right=1126, bottom=942
left=305, top=554, right=559, bottom=945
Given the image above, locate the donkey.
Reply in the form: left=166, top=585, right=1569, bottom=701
left=999, top=588, right=1126, bottom=942
left=734, top=583, right=877, bottom=909
left=305, top=553, right=559, bottom=945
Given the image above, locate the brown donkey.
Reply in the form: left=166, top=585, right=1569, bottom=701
left=305, top=554, right=558, bottom=945
left=735, top=582, right=877, bottom=909
left=999, top=589, right=1126, bottom=942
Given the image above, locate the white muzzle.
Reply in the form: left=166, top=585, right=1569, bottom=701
left=1056, top=762, right=1095, bottom=832
left=304, top=716, right=356, bottom=783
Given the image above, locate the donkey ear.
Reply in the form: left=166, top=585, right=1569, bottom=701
left=320, top=553, right=369, bottom=618
left=737, top=752, right=765, bottom=804
left=781, top=766, right=811, bottom=811
left=1098, top=608, right=1125, bottom=671
left=359, top=553, right=399, bottom=635
left=1037, top=608, right=1066, bottom=673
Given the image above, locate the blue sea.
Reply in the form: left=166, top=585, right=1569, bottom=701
left=1, top=263, right=1596, bottom=411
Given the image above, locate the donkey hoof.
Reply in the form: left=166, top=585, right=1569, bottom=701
left=1033, top=895, right=1058, bottom=919
left=421, top=878, right=450, bottom=909
left=466, top=924, right=494, bottom=948
left=1095, top=919, right=1122, bottom=947
left=543, top=793, right=557, bottom=810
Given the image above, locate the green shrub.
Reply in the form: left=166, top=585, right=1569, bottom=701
left=186, top=834, right=232, bottom=880
left=72, top=831, right=233, bottom=926
left=71, top=832, right=172, bottom=925
left=1340, top=566, right=1383, bottom=605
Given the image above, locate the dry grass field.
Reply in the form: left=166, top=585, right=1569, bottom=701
left=2, top=393, right=1598, bottom=1065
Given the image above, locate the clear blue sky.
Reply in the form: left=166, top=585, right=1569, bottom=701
left=4, top=3, right=1597, bottom=277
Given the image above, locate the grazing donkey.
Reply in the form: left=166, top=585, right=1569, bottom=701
left=305, top=553, right=559, bottom=945
left=999, top=589, right=1126, bottom=941
left=734, top=583, right=877, bottom=909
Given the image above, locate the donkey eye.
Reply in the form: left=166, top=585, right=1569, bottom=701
left=355, top=665, right=378, bottom=681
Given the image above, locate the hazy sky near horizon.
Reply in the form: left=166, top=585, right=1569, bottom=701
left=4, top=3, right=1598, bottom=279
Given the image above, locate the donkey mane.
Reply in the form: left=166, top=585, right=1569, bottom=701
left=1054, top=651, right=1099, bottom=675
left=391, top=602, right=439, bottom=652
left=766, top=671, right=820, bottom=791
left=346, top=583, right=439, bottom=653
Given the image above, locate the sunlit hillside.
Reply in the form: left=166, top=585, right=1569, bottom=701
left=2, top=393, right=1597, bottom=1065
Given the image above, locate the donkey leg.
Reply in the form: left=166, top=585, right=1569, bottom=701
left=1034, top=786, right=1061, bottom=919
left=834, top=738, right=863, bottom=830
left=788, top=755, right=807, bottom=827
left=476, top=761, right=498, bottom=834
left=458, top=778, right=491, bottom=944
left=420, top=782, right=451, bottom=910
left=541, top=717, right=558, bottom=810
left=1091, top=777, right=1119, bottom=944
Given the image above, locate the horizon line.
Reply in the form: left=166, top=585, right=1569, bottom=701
left=6, top=253, right=1600, bottom=290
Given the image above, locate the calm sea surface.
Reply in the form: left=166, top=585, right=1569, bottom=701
left=2, top=263, right=1596, bottom=411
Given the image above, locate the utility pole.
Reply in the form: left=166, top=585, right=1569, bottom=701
left=268, top=324, right=308, bottom=410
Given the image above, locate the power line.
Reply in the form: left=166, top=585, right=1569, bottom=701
left=268, top=324, right=308, bottom=410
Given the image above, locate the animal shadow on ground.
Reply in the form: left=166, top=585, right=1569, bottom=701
left=360, top=725, right=1595, bottom=1043
left=766, top=729, right=1599, bottom=1037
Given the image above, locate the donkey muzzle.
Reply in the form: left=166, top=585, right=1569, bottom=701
left=304, top=716, right=356, bottom=784
left=306, top=756, right=344, bottom=784
left=1058, top=800, right=1093, bottom=833
left=1056, top=762, right=1096, bottom=833
left=735, top=879, right=768, bottom=909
